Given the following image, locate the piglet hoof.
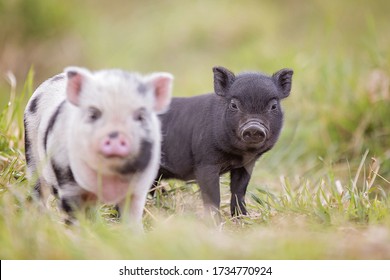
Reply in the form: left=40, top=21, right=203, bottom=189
left=230, top=204, right=248, bottom=218
left=201, top=205, right=223, bottom=228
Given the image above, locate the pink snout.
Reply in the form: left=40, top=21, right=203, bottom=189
left=100, top=132, right=131, bottom=158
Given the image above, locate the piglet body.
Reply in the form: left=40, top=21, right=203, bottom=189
left=24, top=67, right=173, bottom=228
left=158, top=66, right=293, bottom=216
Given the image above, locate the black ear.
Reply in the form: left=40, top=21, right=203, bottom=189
left=212, top=66, right=235, bottom=96
left=273, top=68, right=293, bottom=98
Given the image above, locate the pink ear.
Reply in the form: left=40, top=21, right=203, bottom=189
left=64, top=67, right=91, bottom=106
left=148, top=73, right=173, bottom=113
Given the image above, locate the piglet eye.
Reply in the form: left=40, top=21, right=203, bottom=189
left=134, top=108, right=146, bottom=122
left=270, top=100, right=279, bottom=111
left=88, top=107, right=102, bottom=122
left=229, top=100, right=239, bottom=111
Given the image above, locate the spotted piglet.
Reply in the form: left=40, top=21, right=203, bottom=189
left=24, top=67, right=173, bottom=229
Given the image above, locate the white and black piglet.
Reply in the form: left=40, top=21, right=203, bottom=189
left=24, top=67, right=173, bottom=229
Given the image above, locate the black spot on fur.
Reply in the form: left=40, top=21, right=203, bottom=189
left=115, top=140, right=153, bottom=175
left=137, top=83, right=147, bottom=95
left=65, top=167, right=76, bottom=184
left=44, top=101, right=65, bottom=151
left=51, top=185, right=59, bottom=197
left=33, top=181, right=41, bottom=198
left=61, top=198, right=73, bottom=214
left=108, top=131, right=119, bottom=138
left=50, top=74, right=65, bottom=83
left=28, top=95, right=40, bottom=114
left=23, top=117, right=32, bottom=165
left=51, top=161, right=76, bottom=187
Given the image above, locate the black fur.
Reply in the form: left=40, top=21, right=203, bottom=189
left=115, top=139, right=153, bottom=175
left=33, top=181, right=41, bottom=198
left=28, top=95, right=40, bottom=114
left=44, top=101, right=65, bottom=151
left=23, top=117, right=32, bottom=165
left=51, top=185, right=59, bottom=197
left=25, top=115, right=41, bottom=199
left=108, top=131, right=119, bottom=138
left=157, top=66, right=293, bottom=216
left=53, top=165, right=77, bottom=220
left=137, top=83, right=147, bottom=95
left=51, top=161, right=76, bottom=187
left=50, top=74, right=65, bottom=83
left=60, top=198, right=73, bottom=214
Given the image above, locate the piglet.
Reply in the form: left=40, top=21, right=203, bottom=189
left=157, top=66, right=293, bottom=216
left=24, top=67, right=173, bottom=229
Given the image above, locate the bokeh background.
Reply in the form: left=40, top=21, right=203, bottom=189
left=0, top=0, right=390, bottom=260
left=2, top=0, right=388, bottom=182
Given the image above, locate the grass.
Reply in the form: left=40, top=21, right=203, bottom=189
left=1, top=73, right=390, bottom=260
left=1, top=0, right=390, bottom=259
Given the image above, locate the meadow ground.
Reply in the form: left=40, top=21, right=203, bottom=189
left=0, top=0, right=390, bottom=259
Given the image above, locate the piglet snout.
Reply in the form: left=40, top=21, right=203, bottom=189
left=241, top=121, right=268, bottom=144
left=100, top=131, right=131, bottom=158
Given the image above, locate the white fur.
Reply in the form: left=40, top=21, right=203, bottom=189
left=24, top=68, right=173, bottom=230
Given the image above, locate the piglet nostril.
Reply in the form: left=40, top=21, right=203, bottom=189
left=242, top=123, right=267, bottom=144
left=120, top=139, right=127, bottom=147
left=103, top=139, right=112, bottom=149
left=244, top=128, right=263, bottom=141
left=253, top=129, right=265, bottom=139
left=243, top=130, right=251, bottom=139
left=100, top=133, right=131, bottom=157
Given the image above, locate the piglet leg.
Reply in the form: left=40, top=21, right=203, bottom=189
left=195, top=165, right=221, bottom=213
left=230, top=162, right=255, bottom=216
left=118, top=191, right=148, bottom=233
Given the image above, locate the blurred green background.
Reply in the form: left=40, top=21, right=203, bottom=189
left=1, top=0, right=390, bottom=260
left=1, top=0, right=389, bottom=182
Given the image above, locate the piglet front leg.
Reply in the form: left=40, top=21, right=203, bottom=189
left=117, top=189, right=149, bottom=233
left=230, top=162, right=255, bottom=216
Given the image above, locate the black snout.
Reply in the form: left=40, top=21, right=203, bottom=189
left=241, top=122, right=267, bottom=144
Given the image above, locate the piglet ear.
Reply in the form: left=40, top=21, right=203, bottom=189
left=272, top=68, right=293, bottom=98
left=64, top=66, right=92, bottom=106
left=213, top=66, right=235, bottom=97
left=146, top=73, right=173, bottom=113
